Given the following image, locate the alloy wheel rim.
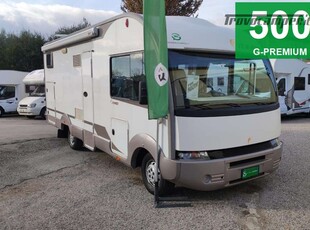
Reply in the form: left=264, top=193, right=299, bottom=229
left=69, top=134, right=75, bottom=145
left=146, top=160, right=160, bottom=187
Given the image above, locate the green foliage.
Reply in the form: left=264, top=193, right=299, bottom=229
left=48, top=18, right=91, bottom=41
left=121, top=0, right=203, bottom=17
left=0, top=18, right=91, bottom=72
left=0, top=30, right=45, bottom=72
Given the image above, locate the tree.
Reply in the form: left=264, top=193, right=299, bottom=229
left=48, top=18, right=91, bottom=41
left=0, top=30, right=45, bottom=71
left=121, top=0, right=203, bottom=17
left=0, top=18, right=91, bottom=72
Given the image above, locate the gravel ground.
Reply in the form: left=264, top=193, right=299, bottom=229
left=0, top=115, right=309, bottom=230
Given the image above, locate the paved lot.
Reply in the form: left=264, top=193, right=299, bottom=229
left=0, top=115, right=309, bottom=230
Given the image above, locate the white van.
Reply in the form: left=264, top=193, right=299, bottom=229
left=0, top=70, right=28, bottom=117
left=17, top=69, right=46, bottom=119
left=272, top=59, right=310, bottom=115
left=42, top=13, right=282, bottom=194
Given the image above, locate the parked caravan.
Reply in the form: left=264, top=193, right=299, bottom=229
left=0, top=70, right=28, bottom=117
left=272, top=59, right=310, bottom=115
left=17, top=69, right=46, bottom=119
left=42, top=13, right=282, bottom=194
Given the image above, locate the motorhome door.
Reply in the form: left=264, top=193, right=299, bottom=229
left=81, top=51, right=95, bottom=149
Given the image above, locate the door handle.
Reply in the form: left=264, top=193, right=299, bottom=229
left=83, top=92, right=88, bottom=97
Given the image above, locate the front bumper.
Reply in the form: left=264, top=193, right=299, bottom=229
left=17, top=107, right=40, bottom=116
left=160, top=142, right=283, bottom=191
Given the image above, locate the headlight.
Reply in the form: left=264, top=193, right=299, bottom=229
left=270, top=138, right=281, bottom=148
left=177, top=151, right=210, bottom=160
left=28, top=103, right=36, bottom=108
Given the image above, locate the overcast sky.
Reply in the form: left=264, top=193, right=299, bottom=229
left=0, top=0, right=308, bottom=37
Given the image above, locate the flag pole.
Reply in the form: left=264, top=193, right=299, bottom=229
left=154, top=118, right=160, bottom=206
left=143, top=0, right=171, bottom=207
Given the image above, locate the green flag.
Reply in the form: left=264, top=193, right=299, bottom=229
left=143, top=0, right=169, bottom=119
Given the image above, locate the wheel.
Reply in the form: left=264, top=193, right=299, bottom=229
left=68, top=129, right=83, bottom=150
left=40, top=107, right=46, bottom=119
left=0, top=107, right=4, bottom=117
left=141, top=153, right=174, bottom=195
left=27, top=115, right=36, bottom=119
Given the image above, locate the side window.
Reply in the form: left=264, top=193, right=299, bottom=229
left=0, top=86, right=15, bottom=99
left=111, top=53, right=145, bottom=101
left=277, top=78, right=286, bottom=96
left=294, top=77, right=305, bottom=91
left=46, top=53, right=53, bottom=68
left=25, top=85, right=36, bottom=94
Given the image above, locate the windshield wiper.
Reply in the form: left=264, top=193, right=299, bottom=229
left=220, top=103, right=241, bottom=107
left=246, top=102, right=273, bottom=106
left=189, top=104, right=214, bottom=110
left=191, top=103, right=241, bottom=109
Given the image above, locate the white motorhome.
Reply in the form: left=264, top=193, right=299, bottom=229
left=42, top=13, right=282, bottom=195
left=17, top=69, right=46, bottom=119
left=0, top=70, right=28, bottom=117
left=272, top=59, right=310, bottom=115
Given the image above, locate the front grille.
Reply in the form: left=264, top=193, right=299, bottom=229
left=19, top=105, right=27, bottom=108
left=230, top=156, right=265, bottom=167
left=208, top=141, right=275, bottom=160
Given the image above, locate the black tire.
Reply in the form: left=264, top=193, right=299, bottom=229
left=141, top=153, right=174, bottom=195
left=57, top=129, right=67, bottom=138
left=27, top=115, right=36, bottom=119
left=68, top=129, right=83, bottom=150
left=40, top=107, right=46, bottom=119
left=0, top=107, right=4, bottom=117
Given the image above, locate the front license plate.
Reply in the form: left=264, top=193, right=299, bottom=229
left=242, top=165, right=259, bottom=180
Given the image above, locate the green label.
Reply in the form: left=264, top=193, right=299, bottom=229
left=236, top=2, right=310, bottom=59
left=242, top=166, right=260, bottom=179
left=171, top=33, right=181, bottom=41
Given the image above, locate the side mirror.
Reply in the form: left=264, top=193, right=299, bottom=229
left=138, top=81, right=148, bottom=105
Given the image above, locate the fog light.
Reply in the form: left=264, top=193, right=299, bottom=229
left=204, top=175, right=212, bottom=183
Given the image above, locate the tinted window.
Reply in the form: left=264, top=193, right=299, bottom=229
left=294, top=77, right=305, bottom=90
left=277, top=78, right=286, bottom=96
left=0, top=86, right=15, bottom=99
left=111, top=53, right=145, bottom=101
left=46, top=53, right=53, bottom=68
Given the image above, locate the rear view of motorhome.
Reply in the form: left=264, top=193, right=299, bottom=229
left=17, top=69, right=46, bottom=119
left=0, top=70, right=28, bottom=117
left=272, top=59, right=310, bottom=116
left=42, top=13, right=282, bottom=195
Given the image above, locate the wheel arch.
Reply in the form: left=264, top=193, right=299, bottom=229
left=129, top=133, right=157, bottom=168
left=0, top=106, right=4, bottom=116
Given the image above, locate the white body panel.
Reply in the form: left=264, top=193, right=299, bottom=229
left=175, top=109, right=281, bottom=151
left=23, top=69, right=44, bottom=85
left=0, top=70, right=28, bottom=114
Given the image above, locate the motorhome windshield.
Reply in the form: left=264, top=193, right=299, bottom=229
left=30, top=85, right=45, bottom=97
left=169, top=50, right=278, bottom=116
